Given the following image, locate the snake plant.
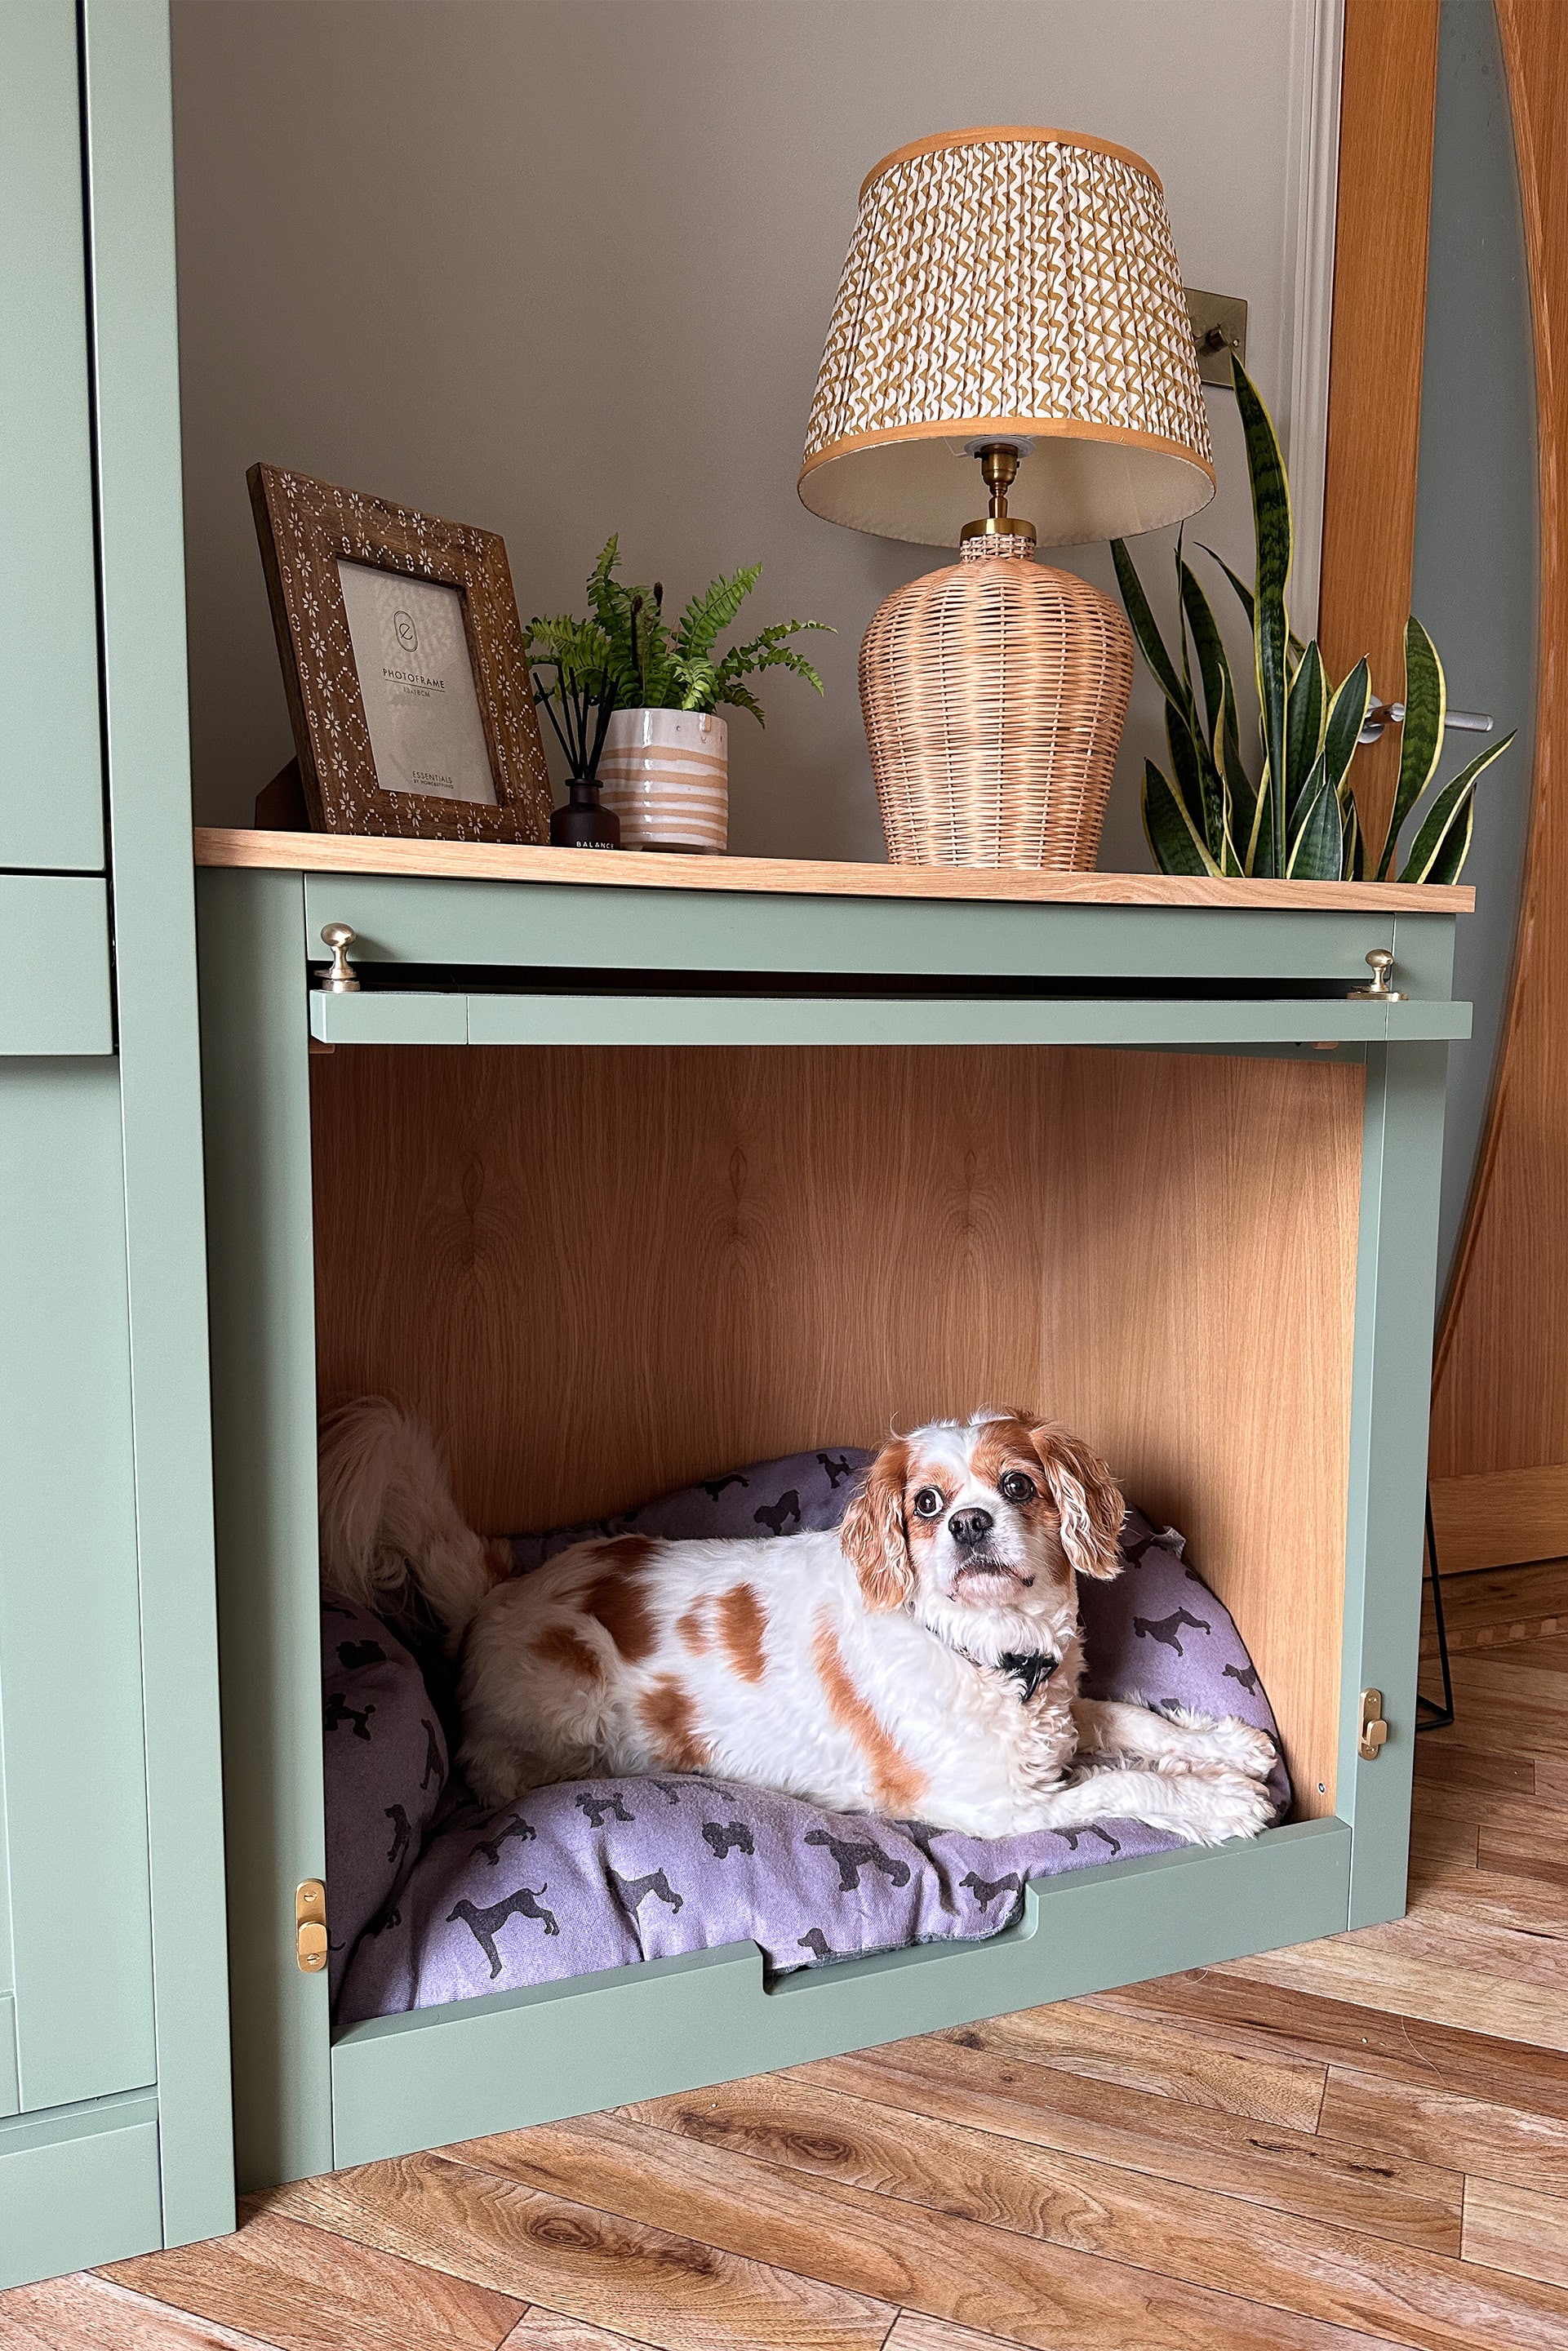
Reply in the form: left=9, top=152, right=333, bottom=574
left=1113, top=354, right=1512, bottom=883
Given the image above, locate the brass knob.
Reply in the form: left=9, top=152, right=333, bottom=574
left=318, top=923, right=361, bottom=994
left=1348, top=948, right=1406, bottom=1002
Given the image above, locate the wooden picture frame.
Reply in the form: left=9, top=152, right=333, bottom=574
left=247, top=464, right=553, bottom=842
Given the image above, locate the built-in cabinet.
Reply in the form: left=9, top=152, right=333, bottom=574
left=0, top=0, right=232, bottom=2289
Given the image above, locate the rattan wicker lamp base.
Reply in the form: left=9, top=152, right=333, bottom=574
left=860, top=536, right=1135, bottom=869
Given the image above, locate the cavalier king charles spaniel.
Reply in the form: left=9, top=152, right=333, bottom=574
left=319, top=1398, right=1276, bottom=1844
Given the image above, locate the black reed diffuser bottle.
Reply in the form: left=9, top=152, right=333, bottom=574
left=531, top=642, right=621, bottom=850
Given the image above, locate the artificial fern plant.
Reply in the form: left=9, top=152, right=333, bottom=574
left=529, top=539, right=829, bottom=727
left=1112, top=354, right=1512, bottom=883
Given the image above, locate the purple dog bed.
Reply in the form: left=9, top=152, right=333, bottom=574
left=325, top=1447, right=1290, bottom=2025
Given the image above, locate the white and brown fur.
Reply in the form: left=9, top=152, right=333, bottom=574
left=318, top=1398, right=1277, bottom=1843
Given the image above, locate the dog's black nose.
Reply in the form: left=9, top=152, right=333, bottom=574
left=948, top=1507, right=993, bottom=1546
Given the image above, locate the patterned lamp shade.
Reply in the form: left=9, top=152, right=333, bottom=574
left=801, top=126, right=1213, bottom=872
left=799, top=126, right=1215, bottom=547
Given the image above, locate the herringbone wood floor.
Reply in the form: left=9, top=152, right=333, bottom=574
left=6, top=1558, right=1568, bottom=2351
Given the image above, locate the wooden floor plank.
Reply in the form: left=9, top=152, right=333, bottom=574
left=926, top=2000, right=1326, bottom=2130
left=463, top=2100, right=1568, bottom=2351
left=499, top=2313, right=662, bottom=2350
left=456, top=2108, right=1385, bottom=2351
left=1411, top=1739, right=1535, bottom=1795
left=101, top=2208, right=522, bottom=2351
left=1410, top=1855, right=1568, bottom=1941
left=1094, top=1971, right=1568, bottom=2123
left=0, top=2272, right=276, bottom=2349
left=1216, top=1933, right=1568, bottom=2049
left=1538, top=1758, right=1568, bottom=1801
left=1462, top=2178, right=1568, bottom=2291
left=781, top=2037, right=1459, bottom=2252
left=257, top=2156, right=892, bottom=2351
left=1320, top=2066, right=1568, bottom=2199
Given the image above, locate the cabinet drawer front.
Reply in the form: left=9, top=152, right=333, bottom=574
left=300, top=872, right=1438, bottom=992
left=0, top=878, right=113, bottom=1055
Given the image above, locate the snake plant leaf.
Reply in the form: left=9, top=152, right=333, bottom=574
left=1246, top=763, right=1275, bottom=877
left=1179, top=558, right=1242, bottom=773
left=1375, top=616, right=1446, bottom=879
left=1198, top=546, right=1306, bottom=672
left=1165, top=704, right=1227, bottom=862
left=1325, top=658, right=1372, bottom=797
left=1397, top=731, right=1515, bottom=883
left=1143, top=762, right=1221, bottom=876
left=1112, top=540, right=1190, bottom=715
left=1231, top=356, right=1293, bottom=872
left=1212, top=673, right=1247, bottom=875
left=1285, top=752, right=1342, bottom=879
left=1286, top=642, right=1326, bottom=829
left=1343, top=789, right=1363, bottom=881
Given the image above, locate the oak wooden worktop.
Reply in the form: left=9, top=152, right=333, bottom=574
left=193, top=828, right=1473, bottom=914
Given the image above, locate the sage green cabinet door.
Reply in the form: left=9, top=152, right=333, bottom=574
left=0, top=1064, right=155, bottom=2109
left=0, top=0, right=104, bottom=871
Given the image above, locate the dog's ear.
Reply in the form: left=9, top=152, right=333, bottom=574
left=1028, top=1424, right=1124, bottom=1580
left=839, top=1440, right=914, bottom=1611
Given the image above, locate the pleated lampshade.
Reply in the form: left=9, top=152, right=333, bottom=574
left=800, top=126, right=1216, bottom=869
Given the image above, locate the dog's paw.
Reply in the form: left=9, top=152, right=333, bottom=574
left=1199, top=1714, right=1277, bottom=1780
left=1184, top=1767, right=1276, bottom=1844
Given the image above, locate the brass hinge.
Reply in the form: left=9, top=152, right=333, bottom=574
left=1358, top=1689, right=1389, bottom=1761
left=296, top=1879, right=327, bottom=1973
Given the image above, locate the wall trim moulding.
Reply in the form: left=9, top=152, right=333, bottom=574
left=1283, top=0, right=1347, bottom=638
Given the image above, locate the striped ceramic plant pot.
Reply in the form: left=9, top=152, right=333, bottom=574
left=598, top=709, right=728, bottom=852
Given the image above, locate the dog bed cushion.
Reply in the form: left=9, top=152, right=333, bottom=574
left=330, top=1447, right=1290, bottom=2025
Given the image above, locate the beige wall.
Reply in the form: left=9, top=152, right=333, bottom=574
left=171, top=0, right=1329, bottom=864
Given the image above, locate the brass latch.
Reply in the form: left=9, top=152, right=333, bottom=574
left=1358, top=1690, right=1389, bottom=1761
left=296, top=1879, right=327, bottom=1973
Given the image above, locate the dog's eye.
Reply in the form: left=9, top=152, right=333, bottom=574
left=912, top=1487, right=944, bottom=1519
left=999, top=1471, right=1036, bottom=1504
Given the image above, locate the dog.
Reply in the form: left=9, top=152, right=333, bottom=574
left=318, top=1398, right=1276, bottom=1844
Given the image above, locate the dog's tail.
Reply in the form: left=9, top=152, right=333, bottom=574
left=318, top=1397, right=492, bottom=1643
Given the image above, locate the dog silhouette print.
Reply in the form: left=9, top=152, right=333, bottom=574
left=1132, top=1606, right=1212, bottom=1657
left=701, top=1820, right=755, bottom=1859
left=608, top=1865, right=683, bottom=1917
left=960, top=1868, right=1024, bottom=1908
left=897, top=1818, right=957, bottom=1913
left=473, top=1811, right=536, bottom=1866
left=797, top=1927, right=842, bottom=1961
left=803, top=1829, right=912, bottom=1892
left=1223, top=1660, right=1262, bottom=1696
left=336, top=1638, right=386, bottom=1669
left=816, top=1452, right=856, bottom=1488
left=420, top=1718, right=442, bottom=1790
left=446, top=1887, right=559, bottom=1976
left=575, top=1789, right=635, bottom=1828
left=384, top=1803, right=413, bottom=1871
left=703, top=1473, right=748, bottom=1500
left=753, top=1489, right=802, bottom=1537
left=1056, top=1823, right=1123, bottom=1856
left=324, top=1691, right=375, bottom=1741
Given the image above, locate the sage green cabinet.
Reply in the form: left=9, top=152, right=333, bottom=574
left=0, top=0, right=233, bottom=2290
left=0, top=1, right=105, bottom=872
left=0, top=1064, right=157, bottom=2113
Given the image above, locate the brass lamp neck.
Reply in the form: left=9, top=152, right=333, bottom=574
left=961, top=442, right=1037, bottom=545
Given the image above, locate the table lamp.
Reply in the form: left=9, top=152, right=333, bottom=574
left=800, top=127, right=1216, bottom=869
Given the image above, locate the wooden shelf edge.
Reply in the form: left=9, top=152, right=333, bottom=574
left=191, top=827, right=1474, bottom=914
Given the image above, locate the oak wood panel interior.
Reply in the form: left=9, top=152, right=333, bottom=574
left=309, top=1043, right=1362, bottom=1816
left=1315, top=0, right=1442, bottom=854
left=190, top=824, right=1473, bottom=913
left=1430, top=2, right=1568, bottom=1543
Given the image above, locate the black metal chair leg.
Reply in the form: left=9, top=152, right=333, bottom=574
left=1415, top=1481, right=1455, bottom=1731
